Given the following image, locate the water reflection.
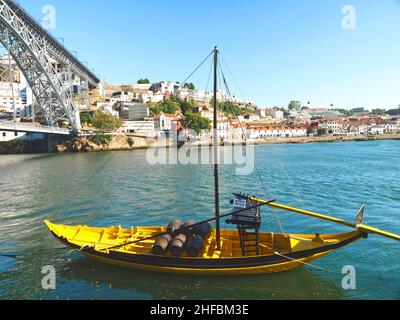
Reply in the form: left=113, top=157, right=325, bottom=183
left=57, top=257, right=343, bottom=300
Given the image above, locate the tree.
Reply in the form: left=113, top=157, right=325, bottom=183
left=91, top=134, right=112, bottom=146
left=288, top=101, right=302, bottom=111
left=92, top=111, right=123, bottom=132
left=183, top=82, right=196, bottom=90
left=80, top=111, right=95, bottom=126
left=137, top=78, right=150, bottom=84
left=317, top=128, right=327, bottom=136
left=333, top=109, right=353, bottom=117
left=147, top=100, right=179, bottom=116
left=371, top=109, right=386, bottom=116
left=217, top=101, right=255, bottom=116
left=386, top=107, right=400, bottom=116
left=161, top=100, right=179, bottom=114
left=184, top=112, right=211, bottom=135
left=148, top=102, right=163, bottom=116
left=180, top=100, right=195, bottom=115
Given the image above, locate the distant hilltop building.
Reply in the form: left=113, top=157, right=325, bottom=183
left=150, top=81, right=181, bottom=94
left=91, top=80, right=255, bottom=109
left=299, top=108, right=342, bottom=119
left=255, top=108, right=284, bottom=122
left=118, top=102, right=150, bottom=121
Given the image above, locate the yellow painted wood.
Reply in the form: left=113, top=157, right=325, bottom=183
left=44, top=220, right=363, bottom=275
left=357, top=224, right=400, bottom=241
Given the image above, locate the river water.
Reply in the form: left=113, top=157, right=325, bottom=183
left=0, top=140, right=399, bottom=300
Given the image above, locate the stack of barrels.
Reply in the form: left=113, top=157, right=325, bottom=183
left=152, top=220, right=212, bottom=257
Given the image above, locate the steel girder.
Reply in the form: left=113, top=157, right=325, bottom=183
left=0, top=0, right=99, bottom=132
left=3, top=0, right=99, bottom=87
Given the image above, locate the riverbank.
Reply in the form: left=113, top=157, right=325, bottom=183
left=189, top=133, right=400, bottom=147
left=0, top=139, right=49, bottom=154
left=55, top=135, right=151, bottom=153
left=1, top=133, right=400, bottom=154
left=250, top=133, right=400, bottom=145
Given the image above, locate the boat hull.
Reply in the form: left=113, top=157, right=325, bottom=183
left=81, top=249, right=335, bottom=275
left=45, top=221, right=365, bottom=275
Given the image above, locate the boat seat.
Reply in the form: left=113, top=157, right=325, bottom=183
left=227, top=214, right=261, bottom=228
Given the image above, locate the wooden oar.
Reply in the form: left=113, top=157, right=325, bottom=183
left=98, top=201, right=275, bottom=252
left=356, top=224, right=400, bottom=242
left=250, top=197, right=400, bottom=242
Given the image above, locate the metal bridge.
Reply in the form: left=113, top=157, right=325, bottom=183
left=0, top=121, right=70, bottom=135
left=0, top=0, right=100, bottom=135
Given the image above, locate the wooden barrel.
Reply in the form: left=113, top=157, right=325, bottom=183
left=152, top=234, right=173, bottom=256
left=192, top=223, right=212, bottom=239
left=182, top=220, right=196, bottom=237
left=167, top=220, right=182, bottom=234
left=169, top=234, right=188, bottom=257
left=186, top=235, right=205, bottom=257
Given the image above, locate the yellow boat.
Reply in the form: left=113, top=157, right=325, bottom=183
left=44, top=221, right=365, bottom=275
left=44, top=194, right=399, bottom=275
left=44, top=48, right=400, bottom=275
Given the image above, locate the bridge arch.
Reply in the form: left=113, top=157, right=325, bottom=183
left=0, top=0, right=100, bottom=133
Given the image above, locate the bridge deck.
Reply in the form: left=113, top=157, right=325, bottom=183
left=0, top=121, right=72, bottom=135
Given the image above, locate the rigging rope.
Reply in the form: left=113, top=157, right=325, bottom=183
left=217, top=55, right=286, bottom=233
left=259, top=242, right=343, bottom=275
left=204, top=57, right=214, bottom=95
left=39, top=117, right=155, bottom=215
left=275, top=157, right=306, bottom=207
left=59, top=116, right=156, bottom=207
left=180, top=50, right=214, bottom=88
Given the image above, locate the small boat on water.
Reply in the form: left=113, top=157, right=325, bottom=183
left=43, top=221, right=365, bottom=275
left=45, top=48, right=400, bottom=275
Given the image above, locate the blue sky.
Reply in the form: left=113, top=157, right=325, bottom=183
left=17, top=0, right=400, bottom=109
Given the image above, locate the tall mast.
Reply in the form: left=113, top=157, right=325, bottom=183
left=213, top=47, right=221, bottom=250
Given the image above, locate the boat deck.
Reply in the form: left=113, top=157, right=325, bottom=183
left=47, top=223, right=343, bottom=258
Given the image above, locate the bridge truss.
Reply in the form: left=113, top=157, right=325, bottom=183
left=0, top=0, right=100, bottom=134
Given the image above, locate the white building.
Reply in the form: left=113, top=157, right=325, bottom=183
left=237, top=114, right=261, bottom=123
left=369, top=125, right=385, bottom=135
left=119, top=103, right=150, bottom=121
left=111, top=91, right=133, bottom=103
left=348, top=122, right=369, bottom=135
left=137, top=91, right=164, bottom=104
left=0, top=82, right=24, bottom=116
left=383, top=120, right=400, bottom=134
left=200, top=109, right=226, bottom=122
left=246, top=126, right=307, bottom=139
left=217, top=121, right=232, bottom=140
left=273, top=111, right=284, bottom=119
left=318, top=120, right=348, bottom=135
left=154, top=113, right=178, bottom=131
left=151, top=81, right=181, bottom=94
left=96, top=102, right=119, bottom=117
left=120, top=120, right=155, bottom=135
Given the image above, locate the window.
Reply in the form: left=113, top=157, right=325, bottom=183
left=2, top=132, right=6, bottom=137
left=14, top=132, right=18, bottom=137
